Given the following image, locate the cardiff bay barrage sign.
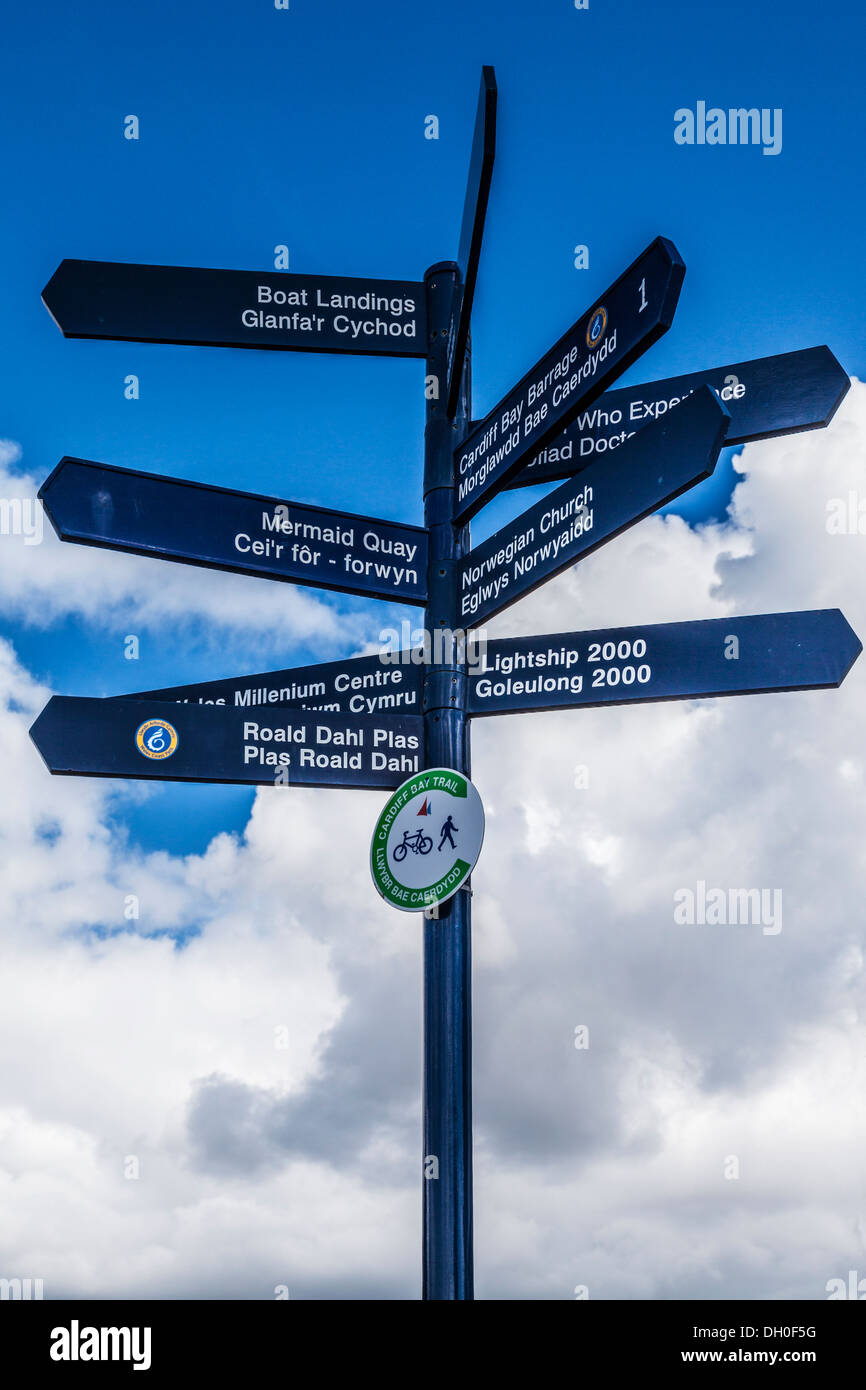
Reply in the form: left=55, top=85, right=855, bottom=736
left=30, top=67, right=860, bottom=1303
left=453, top=236, right=685, bottom=521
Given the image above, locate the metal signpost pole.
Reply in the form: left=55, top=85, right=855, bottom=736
left=421, top=262, right=473, bottom=1300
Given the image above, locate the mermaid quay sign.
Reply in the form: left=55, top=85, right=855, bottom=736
left=39, top=458, right=428, bottom=605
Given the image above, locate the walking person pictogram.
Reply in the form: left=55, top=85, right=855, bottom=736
left=438, top=815, right=458, bottom=852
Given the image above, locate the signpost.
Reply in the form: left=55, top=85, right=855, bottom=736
left=506, top=345, right=852, bottom=491
left=30, top=67, right=860, bottom=1303
left=30, top=698, right=422, bottom=789
left=453, top=236, right=685, bottom=522
left=467, top=610, right=862, bottom=716
left=42, top=260, right=427, bottom=357
left=459, top=385, right=730, bottom=626
left=446, top=66, right=497, bottom=418
left=39, top=457, right=428, bottom=605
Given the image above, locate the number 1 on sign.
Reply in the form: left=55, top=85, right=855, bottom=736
left=638, top=277, right=647, bottom=312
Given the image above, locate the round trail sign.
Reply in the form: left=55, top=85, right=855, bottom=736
left=370, top=767, right=485, bottom=912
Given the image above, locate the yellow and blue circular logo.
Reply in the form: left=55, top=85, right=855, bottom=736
left=586, top=305, right=607, bottom=350
left=135, top=717, right=179, bottom=760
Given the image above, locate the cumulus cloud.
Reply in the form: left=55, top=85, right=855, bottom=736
left=0, top=385, right=865, bottom=1299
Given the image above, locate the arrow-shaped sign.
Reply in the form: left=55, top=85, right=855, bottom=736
left=506, top=345, right=851, bottom=491
left=446, top=65, right=497, bottom=417
left=459, top=385, right=729, bottom=627
left=42, top=260, right=427, bottom=358
left=453, top=236, right=685, bottom=522
left=39, top=458, right=429, bottom=605
left=125, top=649, right=425, bottom=716
left=467, top=610, right=861, bottom=716
left=30, top=698, right=423, bottom=789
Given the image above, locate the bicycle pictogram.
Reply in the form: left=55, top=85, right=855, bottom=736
left=393, top=828, right=433, bottom=861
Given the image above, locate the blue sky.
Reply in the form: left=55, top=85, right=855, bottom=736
left=1, top=0, right=863, bottom=854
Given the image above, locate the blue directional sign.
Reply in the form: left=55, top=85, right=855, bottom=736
left=42, top=260, right=427, bottom=357
left=126, top=649, right=425, bottom=716
left=506, top=346, right=851, bottom=491
left=459, top=385, right=729, bottom=626
left=446, top=65, right=497, bottom=416
left=467, top=610, right=861, bottom=716
left=30, top=698, right=423, bottom=788
left=39, top=458, right=429, bottom=605
left=453, top=237, right=685, bottom=522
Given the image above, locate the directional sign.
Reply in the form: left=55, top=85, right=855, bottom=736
left=453, top=237, right=685, bottom=522
left=42, top=260, right=427, bottom=358
left=39, top=458, right=428, bottom=605
left=459, top=385, right=729, bottom=626
left=125, top=649, right=425, bottom=716
left=506, top=346, right=851, bottom=491
left=370, top=768, right=485, bottom=912
left=446, top=66, right=497, bottom=417
left=30, top=698, right=423, bottom=789
left=467, top=610, right=861, bottom=717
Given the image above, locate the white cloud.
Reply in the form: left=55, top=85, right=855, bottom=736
left=0, top=384, right=865, bottom=1299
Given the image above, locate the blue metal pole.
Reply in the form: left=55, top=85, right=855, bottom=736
left=421, top=262, right=473, bottom=1300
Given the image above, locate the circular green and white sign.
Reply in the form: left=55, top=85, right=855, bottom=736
left=370, top=767, right=485, bottom=912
